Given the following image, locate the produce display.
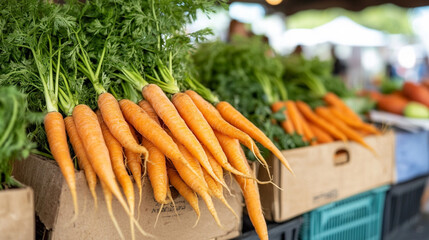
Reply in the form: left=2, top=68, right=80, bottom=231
left=364, top=81, right=429, bottom=119
left=0, top=1, right=298, bottom=240
left=192, top=38, right=381, bottom=153
left=0, top=1, right=395, bottom=240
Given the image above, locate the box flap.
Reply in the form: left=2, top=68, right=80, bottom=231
left=13, top=155, right=65, bottom=229
left=0, top=186, right=34, bottom=240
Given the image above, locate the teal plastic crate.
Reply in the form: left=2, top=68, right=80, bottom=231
left=301, top=186, right=389, bottom=240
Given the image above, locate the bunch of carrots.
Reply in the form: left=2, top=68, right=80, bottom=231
left=34, top=33, right=289, bottom=240
left=272, top=92, right=381, bottom=151
left=0, top=1, right=296, bottom=240
left=50, top=81, right=293, bottom=240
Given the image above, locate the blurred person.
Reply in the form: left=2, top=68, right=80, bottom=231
left=227, top=19, right=251, bottom=42
left=385, top=61, right=401, bottom=81
left=260, top=35, right=276, bottom=57
left=331, top=45, right=347, bottom=79
left=291, top=45, right=303, bottom=56
left=419, top=55, right=429, bottom=82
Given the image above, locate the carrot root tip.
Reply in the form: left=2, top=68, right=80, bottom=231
left=154, top=203, right=164, bottom=228
left=192, top=214, right=201, bottom=228
left=132, top=217, right=155, bottom=238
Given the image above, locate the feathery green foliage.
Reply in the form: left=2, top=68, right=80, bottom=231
left=0, top=0, right=224, bottom=154
left=0, top=87, right=38, bottom=189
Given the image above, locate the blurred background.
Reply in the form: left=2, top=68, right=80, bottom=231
left=187, top=1, right=429, bottom=92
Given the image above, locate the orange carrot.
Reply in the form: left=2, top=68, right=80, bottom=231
left=329, top=107, right=380, bottom=135
left=142, top=137, right=169, bottom=204
left=45, top=112, right=78, bottom=218
left=402, top=82, right=429, bottom=108
left=172, top=92, right=249, bottom=179
left=203, top=146, right=224, bottom=188
left=296, top=107, right=316, bottom=144
left=142, top=84, right=219, bottom=185
left=302, top=120, right=316, bottom=144
left=167, top=132, right=206, bottom=186
left=96, top=111, right=135, bottom=213
left=376, top=94, right=409, bottom=115
left=136, top=102, right=170, bottom=204
left=307, top=122, right=334, bottom=144
left=98, top=92, right=148, bottom=155
left=64, top=116, right=98, bottom=209
left=296, top=101, right=347, bottom=141
left=216, top=101, right=293, bottom=174
left=96, top=111, right=136, bottom=240
left=202, top=168, right=238, bottom=219
left=271, top=102, right=294, bottom=134
left=356, top=129, right=372, bottom=137
left=323, top=92, right=361, bottom=122
left=285, top=101, right=303, bottom=135
left=124, top=123, right=143, bottom=209
left=315, top=107, right=376, bottom=153
left=167, top=166, right=200, bottom=223
left=215, top=132, right=268, bottom=240
left=72, top=104, right=129, bottom=214
left=138, top=100, right=160, bottom=125
left=162, top=131, right=221, bottom=226
left=169, top=149, right=221, bottom=226
left=119, top=99, right=200, bottom=178
left=184, top=90, right=267, bottom=171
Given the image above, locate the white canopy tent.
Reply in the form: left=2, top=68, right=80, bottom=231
left=313, top=16, right=387, bottom=46
left=280, top=16, right=387, bottom=48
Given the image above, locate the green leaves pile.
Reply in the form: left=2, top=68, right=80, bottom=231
left=283, top=54, right=353, bottom=108
left=192, top=37, right=359, bottom=153
left=0, top=87, right=37, bottom=189
left=192, top=37, right=309, bottom=154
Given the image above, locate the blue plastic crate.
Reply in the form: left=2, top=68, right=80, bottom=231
left=301, top=186, right=389, bottom=240
left=395, top=130, right=429, bottom=183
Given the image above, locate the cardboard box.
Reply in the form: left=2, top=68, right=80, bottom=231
left=0, top=185, right=34, bottom=240
left=13, top=155, right=242, bottom=240
left=259, top=131, right=395, bottom=222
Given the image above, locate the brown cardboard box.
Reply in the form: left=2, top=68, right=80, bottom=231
left=13, top=155, right=242, bottom=240
left=0, top=185, right=34, bottom=240
left=259, top=131, right=395, bottom=222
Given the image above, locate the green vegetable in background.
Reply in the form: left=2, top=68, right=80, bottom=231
left=282, top=54, right=353, bottom=107
left=404, top=102, right=429, bottom=119
left=343, top=97, right=376, bottom=116
left=0, top=87, right=37, bottom=189
left=192, top=37, right=308, bottom=155
left=380, top=79, right=403, bottom=94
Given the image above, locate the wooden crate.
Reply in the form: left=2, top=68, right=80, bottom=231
left=13, top=155, right=242, bottom=240
left=259, top=131, right=395, bottom=222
